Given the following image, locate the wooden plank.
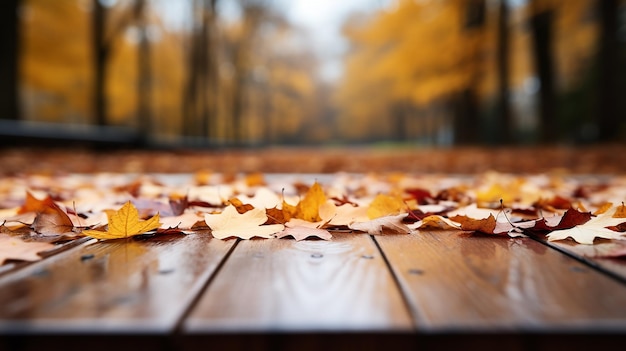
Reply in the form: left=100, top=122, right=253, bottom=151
left=184, top=233, right=413, bottom=332
left=375, top=231, right=626, bottom=331
left=0, top=234, right=235, bottom=333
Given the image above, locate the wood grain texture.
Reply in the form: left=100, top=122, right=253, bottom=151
left=375, top=231, right=626, bottom=331
left=0, top=234, right=235, bottom=333
left=184, top=233, right=412, bottom=332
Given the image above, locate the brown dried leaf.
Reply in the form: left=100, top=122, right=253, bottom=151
left=30, top=197, right=77, bottom=236
left=449, top=214, right=497, bottom=235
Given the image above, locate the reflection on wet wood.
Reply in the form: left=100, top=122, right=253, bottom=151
left=184, top=234, right=412, bottom=332
left=0, top=237, right=92, bottom=278
left=375, top=231, right=626, bottom=331
left=542, top=240, right=626, bottom=283
left=0, top=234, right=235, bottom=333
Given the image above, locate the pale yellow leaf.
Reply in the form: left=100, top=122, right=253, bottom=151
left=204, top=205, right=284, bottom=239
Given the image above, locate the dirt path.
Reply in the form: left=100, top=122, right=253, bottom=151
left=1, top=144, right=625, bottom=174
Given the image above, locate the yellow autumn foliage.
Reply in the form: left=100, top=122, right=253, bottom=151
left=83, top=201, right=161, bottom=240
left=295, top=182, right=327, bottom=222
left=367, top=194, right=405, bottom=220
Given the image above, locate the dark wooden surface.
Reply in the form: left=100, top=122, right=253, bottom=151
left=0, top=234, right=235, bottom=333
left=375, top=231, right=626, bottom=331
left=2, top=227, right=626, bottom=350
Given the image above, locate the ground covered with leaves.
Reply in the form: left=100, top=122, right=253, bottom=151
left=2, top=165, right=626, bottom=266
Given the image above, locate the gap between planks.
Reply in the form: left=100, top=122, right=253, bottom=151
left=172, top=238, right=241, bottom=334
left=375, top=230, right=626, bottom=331
left=525, top=234, right=626, bottom=286
left=369, top=234, right=423, bottom=330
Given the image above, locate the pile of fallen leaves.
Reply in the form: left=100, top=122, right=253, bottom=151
left=2, top=171, right=626, bottom=266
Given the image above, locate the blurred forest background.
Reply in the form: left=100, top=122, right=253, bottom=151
left=1, top=0, right=625, bottom=148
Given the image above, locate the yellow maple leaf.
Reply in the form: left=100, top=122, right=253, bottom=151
left=83, top=201, right=161, bottom=240
left=367, top=194, right=404, bottom=219
left=295, top=182, right=326, bottom=222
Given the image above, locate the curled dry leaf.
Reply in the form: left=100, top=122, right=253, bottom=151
left=449, top=214, right=497, bottom=235
left=275, top=226, right=332, bottom=241
left=31, top=198, right=77, bottom=236
left=349, top=214, right=410, bottom=235
left=408, top=215, right=461, bottom=231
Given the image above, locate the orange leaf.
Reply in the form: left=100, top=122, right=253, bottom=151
left=449, top=214, right=497, bottom=234
left=228, top=197, right=254, bottom=214
left=18, top=192, right=54, bottom=214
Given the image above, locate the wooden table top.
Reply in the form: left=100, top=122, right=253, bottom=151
left=1, top=174, right=626, bottom=350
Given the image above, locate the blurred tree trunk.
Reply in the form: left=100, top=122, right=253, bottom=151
left=92, top=0, right=139, bottom=127
left=597, top=0, right=620, bottom=142
left=453, top=90, right=479, bottom=145
left=183, top=0, right=218, bottom=140
left=135, top=0, right=151, bottom=142
left=529, top=6, right=556, bottom=143
left=0, top=0, right=20, bottom=121
left=392, top=103, right=406, bottom=142
left=93, top=0, right=108, bottom=126
left=205, top=0, right=218, bottom=140
left=497, top=0, right=512, bottom=143
left=231, top=73, right=244, bottom=144
left=182, top=3, right=198, bottom=138
left=230, top=4, right=264, bottom=145
left=454, top=0, right=485, bottom=145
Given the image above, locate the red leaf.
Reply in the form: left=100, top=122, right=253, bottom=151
left=405, top=188, right=433, bottom=205
left=169, top=196, right=189, bottom=216
left=404, top=209, right=427, bottom=223
left=532, top=208, right=592, bottom=232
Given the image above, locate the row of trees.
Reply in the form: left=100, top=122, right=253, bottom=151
left=336, top=0, right=625, bottom=145
left=1, top=0, right=324, bottom=146
left=1, top=0, right=624, bottom=146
